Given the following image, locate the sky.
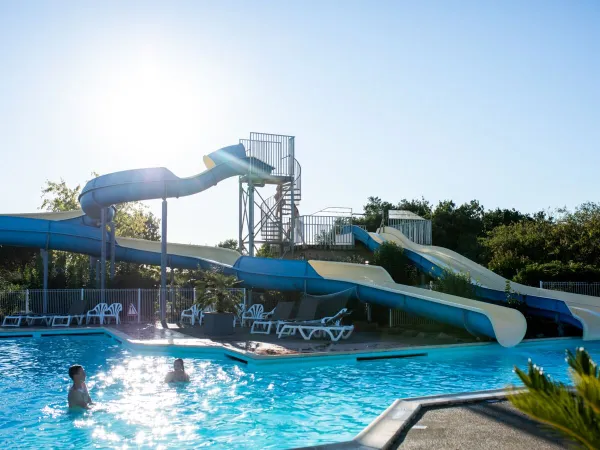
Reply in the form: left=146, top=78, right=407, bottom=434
left=0, top=1, right=598, bottom=246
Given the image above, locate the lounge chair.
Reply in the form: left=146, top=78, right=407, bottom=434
left=2, top=312, right=51, bottom=327
left=51, top=300, right=89, bottom=327
left=273, top=296, right=322, bottom=334
left=250, top=301, right=295, bottom=334
left=277, top=308, right=354, bottom=342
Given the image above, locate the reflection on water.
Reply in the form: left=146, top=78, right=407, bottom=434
left=0, top=336, right=598, bottom=449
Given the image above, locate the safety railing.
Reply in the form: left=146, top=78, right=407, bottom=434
left=0, top=288, right=247, bottom=324
left=286, top=215, right=354, bottom=248
left=388, top=219, right=432, bottom=245
left=540, top=282, right=600, bottom=297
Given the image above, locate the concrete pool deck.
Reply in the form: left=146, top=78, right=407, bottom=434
left=0, top=321, right=482, bottom=356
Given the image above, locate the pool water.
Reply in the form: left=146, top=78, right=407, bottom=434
left=0, top=335, right=597, bottom=449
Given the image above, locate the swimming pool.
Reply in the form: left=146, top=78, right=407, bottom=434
left=0, top=334, right=597, bottom=449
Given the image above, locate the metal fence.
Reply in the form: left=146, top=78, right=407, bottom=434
left=0, top=288, right=247, bottom=324
left=388, top=210, right=432, bottom=245
left=540, top=282, right=600, bottom=297
left=288, top=215, right=354, bottom=247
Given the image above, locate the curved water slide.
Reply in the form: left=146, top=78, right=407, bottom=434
left=0, top=145, right=527, bottom=347
left=352, top=225, right=600, bottom=340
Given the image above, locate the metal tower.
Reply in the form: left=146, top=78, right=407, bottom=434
left=238, top=132, right=302, bottom=257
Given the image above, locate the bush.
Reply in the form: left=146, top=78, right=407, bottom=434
left=373, top=242, right=418, bottom=285
left=431, top=269, right=478, bottom=299
left=514, top=261, right=600, bottom=286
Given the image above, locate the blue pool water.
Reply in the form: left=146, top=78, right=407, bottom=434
left=0, top=335, right=597, bottom=449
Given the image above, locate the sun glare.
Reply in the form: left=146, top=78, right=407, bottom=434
left=81, top=47, right=221, bottom=167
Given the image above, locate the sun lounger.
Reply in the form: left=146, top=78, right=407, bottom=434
left=277, top=308, right=354, bottom=341
left=51, top=300, right=89, bottom=327
left=2, top=312, right=51, bottom=327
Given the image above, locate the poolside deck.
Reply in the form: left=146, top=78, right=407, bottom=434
left=116, top=321, right=481, bottom=356
left=0, top=320, right=481, bottom=357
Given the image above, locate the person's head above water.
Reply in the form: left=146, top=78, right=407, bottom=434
left=69, top=364, right=86, bottom=383
left=173, top=358, right=185, bottom=372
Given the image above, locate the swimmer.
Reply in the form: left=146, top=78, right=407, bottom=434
left=68, top=364, right=93, bottom=409
left=164, top=358, right=190, bottom=383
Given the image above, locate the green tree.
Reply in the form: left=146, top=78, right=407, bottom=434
left=40, top=178, right=81, bottom=211
left=217, top=239, right=239, bottom=251
left=509, top=347, right=600, bottom=449
left=256, top=244, right=277, bottom=258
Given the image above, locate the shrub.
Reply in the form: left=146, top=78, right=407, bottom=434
left=431, top=269, right=478, bottom=299
left=373, top=242, right=417, bottom=285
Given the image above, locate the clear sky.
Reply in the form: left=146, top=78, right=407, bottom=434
left=0, top=1, right=598, bottom=246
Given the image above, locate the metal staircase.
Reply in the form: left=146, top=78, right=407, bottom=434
left=238, top=133, right=302, bottom=256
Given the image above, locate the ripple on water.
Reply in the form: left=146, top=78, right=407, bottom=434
left=0, top=336, right=597, bottom=449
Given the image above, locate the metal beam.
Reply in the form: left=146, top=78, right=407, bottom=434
left=160, top=198, right=167, bottom=323
left=109, top=221, right=116, bottom=279
left=41, top=249, right=48, bottom=313
left=248, top=179, right=255, bottom=257
left=238, top=178, right=243, bottom=253
left=100, top=208, right=106, bottom=296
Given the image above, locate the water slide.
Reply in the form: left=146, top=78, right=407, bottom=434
left=0, top=144, right=527, bottom=347
left=352, top=225, right=600, bottom=340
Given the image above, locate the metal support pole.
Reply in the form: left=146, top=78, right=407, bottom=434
left=137, top=288, right=141, bottom=324
left=248, top=180, right=255, bottom=257
left=109, top=221, right=116, bottom=280
left=95, top=260, right=100, bottom=288
left=160, top=198, right=168, bottom=323
left=100, top=208, right=107, bottom=298
left=289, top=137, right=295, bottom=256
left=238, top=178, right=244, bottom=253
left=41, top=249, right=48, bottom=313
left=89, top=256, right=94, bottom=285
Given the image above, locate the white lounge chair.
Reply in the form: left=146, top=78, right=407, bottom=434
left=86, top=303, right=108, bottom=324
left=277, top=308, right=354, bottom=342
left=103, top=303, right=122, bottom=324
left=51, top=301, right=88, bottom=327
left=2, top=312, right=51, bottom=327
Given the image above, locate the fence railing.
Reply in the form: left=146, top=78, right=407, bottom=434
left=0, top=288, right=247, bottom=324
left=540, top=282, right=600, bottom=297
left=288, top=215, right=354, bottom=247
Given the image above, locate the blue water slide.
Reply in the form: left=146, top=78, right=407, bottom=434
left=351, top=225, right=600, bottom=338
left=0, top=144, right=528, bottom=346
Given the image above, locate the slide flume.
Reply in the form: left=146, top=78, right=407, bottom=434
left=0, top=145, right=528, bottom=347
left=353, top=225, right=600, bottom=340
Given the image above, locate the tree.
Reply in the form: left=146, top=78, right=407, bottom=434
left=217, top=239, right=239, bottom=251
left=509, top=347, right=600, bottom=449
left=256, top=244, right=277, bottom=258
left=40, top=178, right=81, bottom=211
